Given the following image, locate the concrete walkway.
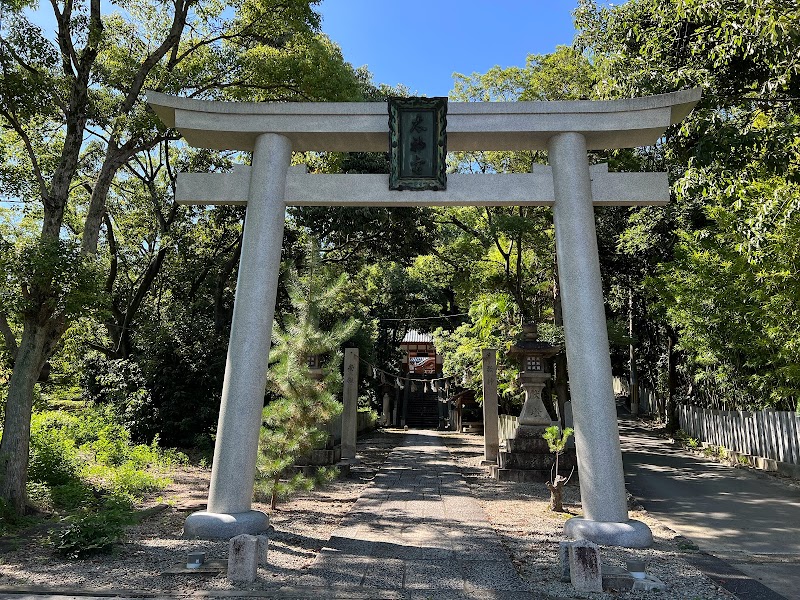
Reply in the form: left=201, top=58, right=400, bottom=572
left=620, top=418, right=800, bottom=600
left=293, top=431, right=546, bottom=599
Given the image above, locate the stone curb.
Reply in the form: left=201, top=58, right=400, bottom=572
left=687, top=552, right=790, bottom=600
left=0, top=585, right=557, bottom=600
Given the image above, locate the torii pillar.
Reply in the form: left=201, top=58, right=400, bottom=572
left=147, top=89, right=700, bottom=545
left=183, top=133, right=291, bottom=538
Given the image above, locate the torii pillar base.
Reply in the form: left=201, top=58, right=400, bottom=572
left=565, top=518, right=653, bottom=549
left=184, top=510, right=269, bottom=540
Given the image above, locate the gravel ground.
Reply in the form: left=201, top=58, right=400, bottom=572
left=0, top=428, right=734, bottom=598
left=0, top=431, right=396, bottom=593
left=440, top=431, right=735, bottom=600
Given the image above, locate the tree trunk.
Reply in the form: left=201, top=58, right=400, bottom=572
left=629, top=289, right=639, bottom=417
left=0, top=322, right=51, bottom=512
left=546, top=476, right=568, bottom=512
left=665, top=327, right=680, bottom=433
left=270, top=475, right=280, bottom=510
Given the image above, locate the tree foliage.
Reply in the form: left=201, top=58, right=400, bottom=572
left=0, top=0, right=368, bottom=512
left=255, top=243, right=359, bottom=508
left=575, top=0, right=800, bottom=411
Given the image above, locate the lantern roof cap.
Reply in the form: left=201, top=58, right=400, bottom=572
left=507, top=323, right=562, bottom=358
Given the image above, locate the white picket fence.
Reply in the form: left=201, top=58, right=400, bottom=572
left=678, top=404, right=800, bottom=466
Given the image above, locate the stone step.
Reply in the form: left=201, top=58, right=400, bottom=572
left=301, top=447, right=342, bottom=466
left=498, top=451, right=555, bottom=470
left=498, top=451, right=577, bottom=471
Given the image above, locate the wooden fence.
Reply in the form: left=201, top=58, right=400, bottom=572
left=678, top=404, right=800, bottom=466
left=498, top=414, right=520, bottom=442
left=613, top=376, right=663, bottom=416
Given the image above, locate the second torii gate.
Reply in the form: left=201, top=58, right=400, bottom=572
left=147, top=88, right=700, bottom=547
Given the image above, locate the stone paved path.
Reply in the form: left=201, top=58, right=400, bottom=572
left=292, top=431, right=550, bottom=599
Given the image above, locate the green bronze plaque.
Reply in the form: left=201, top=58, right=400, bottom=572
left=388, top=97, right=447, bottom=191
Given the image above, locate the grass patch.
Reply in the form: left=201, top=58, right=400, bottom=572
left=0, top=406, right=189, bottom=557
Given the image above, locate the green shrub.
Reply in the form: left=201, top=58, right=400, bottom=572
left=50, top=481, right=95, bottom=511
left=53, top=495, right=135, bottom=559
left=56, top=514, right=119, bottom=558
left=83, top=462, right=169, bottom=499
left=26, top=482, right=54, bottom=512
left=28, top=416, right=82, bottom=486
left=28, top=408, right=178, bottom=507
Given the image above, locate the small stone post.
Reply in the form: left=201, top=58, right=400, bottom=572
left=401, top=378, right=410, bottom=427
left=341, top=348, right=359, bottom=459
left=228, top=534, right=258, bottom=583
left=568, top=540, right=602, bottom=592
left=482, top=349, right=499, bottom=463
left=393, top=386, right=400, bottom=426
left=381, top=392, right=391, bottom=426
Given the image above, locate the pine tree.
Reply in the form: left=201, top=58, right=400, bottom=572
left=255, top=242, right=359, bottom=509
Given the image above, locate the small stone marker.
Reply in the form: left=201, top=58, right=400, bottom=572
left=256, top=534, right=269, bottom=565
left=569, top=539, right=602, bottom=592
left=228, top=534, right=258, bottom=583
left=559, top=541, right=572, bottom=582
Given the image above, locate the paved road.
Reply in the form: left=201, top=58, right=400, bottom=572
left=620, top=418, right=800, bottom=600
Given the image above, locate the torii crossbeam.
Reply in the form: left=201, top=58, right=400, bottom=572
left=146, top=89, right=701, bottom=546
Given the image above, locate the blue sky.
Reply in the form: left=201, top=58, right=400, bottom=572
left=317, top=1, right=582, bottom=97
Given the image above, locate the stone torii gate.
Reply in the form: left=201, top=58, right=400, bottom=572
left=146, top=89, right=700, bottom=547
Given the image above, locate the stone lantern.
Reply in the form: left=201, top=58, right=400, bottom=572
left=492, top=323, right=572, bottom=482
left=307, top=354, right=324, bottom=381
left=507, top=323, right=561, bottom=431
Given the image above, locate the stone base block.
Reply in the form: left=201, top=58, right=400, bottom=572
left=565, top=517, right=653, bottom=548
left=601, top=565, right=634, bottom=591
left=498, top=450, right=577, bottom=471
left=184, top=510, right=269, bottom=540
left=491, top=466, right=552, bottom=482
left=506, top=436, right=549, bottom=454
left=514, top=423, right=550, bottom=435
left=632, top=574, right=667, bottom=591
left=305, top=446, right=342, bottom=466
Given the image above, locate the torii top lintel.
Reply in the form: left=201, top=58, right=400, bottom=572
left=145, top=88, right=701, bottom=153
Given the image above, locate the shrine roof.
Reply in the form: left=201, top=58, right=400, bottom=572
left=401, top=330, right=434, bottom=344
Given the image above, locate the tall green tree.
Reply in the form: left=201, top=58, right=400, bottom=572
left=256, top=243, right=359, bottom=508
left=428, top=47, right=607, bottom=411
left=0, top=0, right=365, bottom=513
left=575, top=0, right=800, bottom=415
